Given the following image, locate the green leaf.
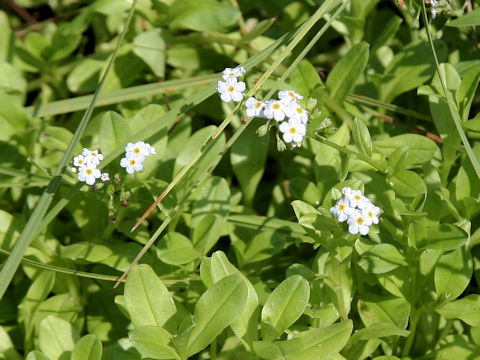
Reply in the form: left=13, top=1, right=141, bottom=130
left=358, top=295, right=410, bottom=329
left=133, top=29, right=165, bottom=78
left=435, top=247, right=472, bottom=300
left=0, top=91, right=29, bottom=142
left=352, top=117, right=372, bottom=157
left=38, top=316, right=80, bottom=360
left=261, top=275, right=310, bottom=341
left=71, top=334, right=102, bottom=360
left=182, top=274, right=248, bottom=357
left=231, top=118, right=269, bottom=206
left=326, top=42, right=369, bottom=103
left=124, top=264, right=176, bottom=328
left=387, top=169, right=426, bottom=197
left=387, top=146, right=409, bottom=176
left=210, top=251, right=259, bottom=345
left=0, top=325, right=22, bottom=360
left=437, top=295, right=480, bottom=326
left=346, top=322, right=409, bottom=347
left=253, top=320, right=353, bottom=360
left=0, top=62, right=26, bottom=101
left=170, top=0, right=240, bottom=31
left=381, top=39, right=447, bottom=102
left=238, top=230, right=287, bottom=266
left=447, top=8, right=480, bottom=27
left=409, top=222, right=468, bottom=251
left=357, top=243, right=408, bottom=274
left=129, top=326, right=179, bottom=360
left=0, top=11, right=13, bottom=62
left=157, top=232, right=201, bottom=265
left=98, top=111, right=132, bottom=155
left=25, top=351, right=49, bottom=360
left=374, top=134, right=437, bottom=167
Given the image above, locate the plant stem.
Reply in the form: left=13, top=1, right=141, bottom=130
left=314, top=134, right=387, bottom=173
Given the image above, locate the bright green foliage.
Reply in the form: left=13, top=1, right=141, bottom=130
left=1, top=0, right=480, bottom=359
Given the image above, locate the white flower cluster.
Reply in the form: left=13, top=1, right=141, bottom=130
left=217, top=66, right=309, bottom=147
left=430, top=0, right=439, bottom=18
left=217, top=67, right=246, bottom=103
left=120, top=141, right=156, bottom=174
left=330, top=187, right=380, bottom=236
left=249, top=90, right=308, bottom=146
left=72, top=149, right=109, bottom=185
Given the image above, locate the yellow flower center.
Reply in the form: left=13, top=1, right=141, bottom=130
left=288, top=91, right=294, bottom=97
left=228, top=86, right=235, bottom=93
left=356, top=217, right=364, bottom=225
left=273, top=103, right=280, bottom=110
left=368, top=211, right=373, bottom=217
left=91, top=153, right=97, bottom=157
left=296, top=108, right=303, bottom=114
left=86, top=169, right=93, bottom=175
left=290, top=127, right=297, bottom=134
left=129, top=159, right=136, bottom=166
left=255, top=102, right=262, bottom=109
left=134, top=148, right=140, bottom=154
left=229, top=72, right=235, bottom=77
left=338, top=204, right=345, bottom=211
left=354, top=195, right=361, bottom=200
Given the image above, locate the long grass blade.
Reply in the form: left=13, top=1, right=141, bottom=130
left=422, top=2, right=480, bottom=178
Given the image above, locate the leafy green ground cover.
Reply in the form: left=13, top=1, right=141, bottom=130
left=1, top=0, right=480, bottom=359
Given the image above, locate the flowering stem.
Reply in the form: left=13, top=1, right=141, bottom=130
left=314, top=133, right=387, bottom=173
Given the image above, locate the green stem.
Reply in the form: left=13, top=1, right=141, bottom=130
left=314, top=134, right=387, bottom=173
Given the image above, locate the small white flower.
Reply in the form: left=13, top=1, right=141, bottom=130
left=279, top=118, right=306, bottom=143
left=82, top=149, right=103, bottom=167
left=125, top=142, right=150, bottom=158
left=263, top=100, right=287, bottom=121
left=431, top=0, right=439, bottom=6
left=362, top=204, right=380, bottom=225
left=217, top=77, right=246, bottom=103
left=285, top=102, right=309, bottom=124
left=101, top=173, right=110, bottom=181
left=342, top=187, right=352, bottom=196
left=278, top=90, right=303, bottom=105
left=245, top=97, right=266, bottom=117
left=70, top=167, right=77, bottom=173
left=146, top=143, right=156, bottom=155
left=120, top=154, right=144, bottom=174
left=347, top=210, right=372, bottom=235
left=345, top=189, right=370, bottom=209
left=78, top=164, right=101, bottom=185
left=330, top=198, right=354, bottom=222
left=73, top=155, right=86, bottom=167
left=431, top=8, right=437, bottom=18
left=222, top=66, right=246, bottom=80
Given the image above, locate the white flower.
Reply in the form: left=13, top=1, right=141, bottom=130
left=345, top=189, right=370, bottom=209
left=146, top=143, right=156, bottom=155
left=78, top=164, right=101, bottom=185
left=120, top=154, right=144, bottom=174
left=125, top=142, right=150, bottom=158
left=245, top=97, right=265, bottom=117
left=347, top=210, right=372, bottom=235
left=362, top=204, right=380, bottom=225
left=70, top=167, right=77, bottom=173
left=82, top=149, right=103, bottom=167
left=73, top=155, right=86, bottom=167
left=217, top=77, right=246, bottom=103
left=342, top=187, right=352, bottom=196
left=101, top=173, right=110, bottom=181
left=285, top=102, right=309, bottom=124
left=222, top=66, right=246, bottom=80
left=279, top=118, right=306, bottom=143
left=278, top=90, right=303, bottom=105
left=263, top=100, right=287, bottom=121
left=330, top=198, right=354, bottom=222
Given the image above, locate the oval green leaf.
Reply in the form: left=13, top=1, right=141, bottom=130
left=124, top=264, right=176, bottom=328
left=261, top=275, right=310, bottom=341
left=71, top=334, right=102, bottom=360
